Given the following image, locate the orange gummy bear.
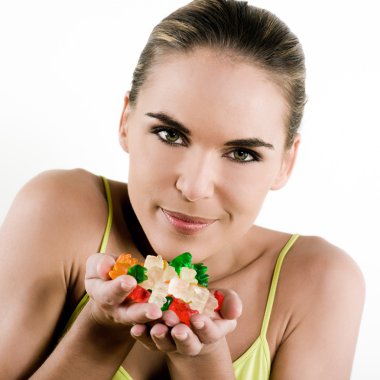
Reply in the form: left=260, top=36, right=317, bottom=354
left=108, top=253, right=144, bottom=280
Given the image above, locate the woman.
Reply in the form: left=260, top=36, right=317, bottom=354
left=0, top=1, right=364, bottom=379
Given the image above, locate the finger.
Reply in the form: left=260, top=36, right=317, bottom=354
left=130, top=324, right=157, bottom=351
left=215, top=289, right=243, bottom=320
left=85, top=253, right=116, bottom=280
left=171, top=324, right=203, bottom=356
left=121, top=302, right=163, bottom=325
left=85, top=273, right=137, bottom=308
left=150, top=323, right=177, bottom=352
left=190, top=314, right=237, bottom=345
left=90, top=300, right=163, bottom=327
left=162, top=310, right=180, bottom=327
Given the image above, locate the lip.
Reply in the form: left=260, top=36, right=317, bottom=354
left=161, top=208, right=216, bottom=235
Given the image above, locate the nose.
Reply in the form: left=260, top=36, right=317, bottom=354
left=175, top=151, right=216, bottom=202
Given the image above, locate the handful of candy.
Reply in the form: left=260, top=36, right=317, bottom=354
left=109, top=252, right=224, bottom=325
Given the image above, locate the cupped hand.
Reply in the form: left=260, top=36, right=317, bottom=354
left=84, top=253, right=163, bottom=328
left=130, top=289, right=242, bottom=356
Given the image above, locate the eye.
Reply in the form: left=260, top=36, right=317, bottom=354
left=151, top=127, right=187, bottom=146
left=224, top=149, right=262, bottom=163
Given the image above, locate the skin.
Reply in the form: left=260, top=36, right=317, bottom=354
left=0, top=48, right=364, bottom=379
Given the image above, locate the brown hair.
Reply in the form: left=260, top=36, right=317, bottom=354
left=129, top=0, right=306, bottom=148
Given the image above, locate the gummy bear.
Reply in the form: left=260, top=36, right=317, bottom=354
left=169, top=252, right=192, bottom=275
left=189, top=285, right=210, bottom=313
left=161, top=296, right=173, bottom=311
left=108, top=254, right=144, bottom=280
left=213, top=290, right=224, bottom=312
left=148, top=281, right=169, bottom=309
left=202, top=293, right=219, bottom=316
left=128, top=264, right=147, bottom=283
left=169, top=297, right=199, bottom=326
left=126, top=285, right=151, bottom=303
left=192, top=262, right=209, bottom=287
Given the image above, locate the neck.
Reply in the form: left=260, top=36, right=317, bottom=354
left=122, top=188, right=155, bottom=258
left=205, top=226, right=265, bottom=284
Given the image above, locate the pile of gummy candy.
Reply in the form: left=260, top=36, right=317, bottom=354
left=109, top=252, right=224, bottom=325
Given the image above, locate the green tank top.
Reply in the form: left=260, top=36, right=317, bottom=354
left=63, top=177, right=299, bottom=380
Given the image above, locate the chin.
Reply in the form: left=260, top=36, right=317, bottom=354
left=147, top=232, right=212, bottom=263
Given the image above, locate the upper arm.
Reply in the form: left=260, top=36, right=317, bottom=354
left=271, top=240, right=365, bottom=380
left=0, top=169, right=106, bottom=378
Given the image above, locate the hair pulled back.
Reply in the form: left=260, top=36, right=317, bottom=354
left=129, top=0, right=306, bottom=148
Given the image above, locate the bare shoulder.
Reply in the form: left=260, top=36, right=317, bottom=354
left=11, top=168, right=105, bottom=216
left=271, top=235, right=365, bottom=379
left=3, top=168, right=112, bottom=277
left=279, top=234, right=365, bottom=327
left=285, top=235, right=365, bottom=303
left=0, top=169, right=110, bottom=377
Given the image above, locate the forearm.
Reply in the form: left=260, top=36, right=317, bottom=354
left=30, top=304, right=134, bottom=380
left=166, top=338, right=236, bottom=380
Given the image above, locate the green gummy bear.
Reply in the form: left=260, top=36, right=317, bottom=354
left=192, top=262, right=209, bottom=287
left=169, top=252, right=209, bottom=287
left=169, top=252, right=192, bottom=275
left=127, top=264, right=148, bottom=283
left=161, top=296, right=173, bottom=311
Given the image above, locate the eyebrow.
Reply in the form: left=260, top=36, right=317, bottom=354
left=145, top=112, right=191, bottom=136
left=145, top=111, right=274, bottom=150
left=224, top=138, right=274, bottom=150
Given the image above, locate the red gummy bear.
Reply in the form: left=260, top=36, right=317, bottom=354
left=126, top=285, right=151, bottom=303
left=169, top=297, right=199, bottom=326
left=213, top=290, right=224, bottom=312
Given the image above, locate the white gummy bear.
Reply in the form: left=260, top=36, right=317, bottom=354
left=202, top=293, right=219, bottom=316
left=180, top=267, right=198, bottom=284
left=148, top=281, right=169, bottom=308
left=144, top=255, right=164, bottom=270
left=162, top=265, right=177, bottom=282
left=189, top=285, right=210, bottom=313
left=168, top=277, right=193, bottom=302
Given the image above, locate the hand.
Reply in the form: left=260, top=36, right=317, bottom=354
left=84, top=253, right=163, bottom=329
left=130, top=289, right=242, bottom=356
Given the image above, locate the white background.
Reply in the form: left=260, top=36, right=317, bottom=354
left=0, top=1, right=379, bottom=378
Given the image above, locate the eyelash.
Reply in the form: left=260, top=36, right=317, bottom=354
left=151, top=126, right=188, bottom=146
left=223, top=149, right=262, bottom=164
left=150, top=126, right=262, bottom=164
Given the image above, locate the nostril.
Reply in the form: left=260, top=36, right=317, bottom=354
left=175, top=175, right=214, bottom=202
left=175, top=154, right=216, bottom=201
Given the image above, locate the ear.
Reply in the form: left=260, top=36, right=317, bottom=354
left=270, top=134, right=301, bottom=190
left=119, top=92, right=131, bottom=153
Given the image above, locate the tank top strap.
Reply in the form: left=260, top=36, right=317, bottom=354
left=99, top=176, right=113, bottom=254
left=60, top=176, right=114, bottom=337
left=260, top=234, right=300, bottom=338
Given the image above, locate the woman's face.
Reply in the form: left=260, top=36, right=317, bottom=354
left=120, top=48, right=299, bottom=264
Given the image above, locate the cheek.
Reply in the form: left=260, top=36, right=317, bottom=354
left=233, top=186, right=267, bottom=220
left=223, top=164, right=275, bottom=198
left=127, top=137, right=177, bottom=193
left=220, top=163, right=278, bottom=221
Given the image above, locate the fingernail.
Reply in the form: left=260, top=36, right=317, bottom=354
left=154, top=333, right=165, bottom=339
left=121, top=281, right=133, bottom=290
left=145, top=310, right=161, bottom=319
left=174, top=333, right=188, bottom=341
left=192, top=321, right=204, bottom=329
left=131, top=328, right=142, bottom=338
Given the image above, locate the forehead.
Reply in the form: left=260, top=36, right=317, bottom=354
left=134, top=48, right=288, bottom=145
